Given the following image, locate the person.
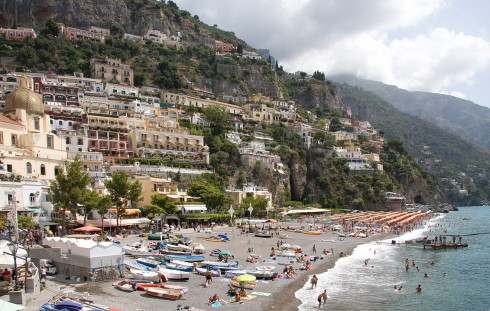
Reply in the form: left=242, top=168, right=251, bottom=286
left=40, top=266, right=47, bottom=280
left=2, top=268, right=11, bottom=282
left=227, top=284, right=236, bottom=296
left=393, top=285, right=397, bottom=290
left=270, top=249, right=275, bottom=257
left=238, top=287, right=247, bottom=297
left=424, top=273, right=428, bottom=278
left=318, top=289, right=327, bottom=308
left=208, top=294, right=219, bottom=305
left=205, top=268, right=213, bottom=287
left=312, top=244, right=317, bottom=255
left=234, top=291, right=241, bottom=303
left=310, top=274, right=318, bottom=289
left=416, top=284, right=422, bottom=292
left=398, top=286, right=403, bottom=291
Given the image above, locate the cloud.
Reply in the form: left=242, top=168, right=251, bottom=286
left=175, top=0, right=490, bottom=98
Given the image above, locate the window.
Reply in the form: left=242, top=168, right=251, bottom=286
left=7, top=164, right=12, bottom=172
left=26, top=162, right=32, bottom=174
left=47, top=135, right=54, bottom=149
left=29, top=193, right=35, bottom=205
left=50, top=120, right=53, bottom=124
left=40, top=164, right=46, bottom=175
left=78, top=139, right=83, bottom=145
left=68, top=121, right=73, bottom=126
left=58, top=121, right=63, bottom=125
left=11, top=134, right=17, bottom=146
left=54, top=166, right=59, bottom=176
left=65, top=137, right=70, bottom=144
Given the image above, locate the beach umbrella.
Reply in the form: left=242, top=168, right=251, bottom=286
left=280, top=243, right=291, bottom=249
left=291, top=245, right=302, bottom=250
left=266, top=219, right=278, bottom=223
left=219, top=250, right=231, bottom=255
left=235, top=274, right=256, bottom=282
left=73, top=226, right=102, bottom=233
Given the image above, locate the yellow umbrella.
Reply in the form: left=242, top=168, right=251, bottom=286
left=235, top=274, right=256, bottom=282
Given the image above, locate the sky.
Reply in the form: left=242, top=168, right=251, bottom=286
left=174, top=0, right=490, bottom=108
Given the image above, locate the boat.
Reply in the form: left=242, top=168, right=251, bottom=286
left=147, top=232, right=169, bottom=240
left=255, top=265, right=276, bottom=271
left=195, top=267, right=221, bottom=277
left=165, top=262, right=193, bottom=272
left=337, top=232, right=347, bottom=237
left=255, top=230, right=273, bottom=238
left=124, top=260, right=155, bottom=272
left=200, top=260, right=239, bottom=268
left=157, top=268, right=190, bottom=280
left=248, top=270, right=278, bottom=279
left=164, top=254, right=205, bottom=262
left=145, top=287, right=183, bottom=300
left=225, top=269, right=248, bottom=278
left=303, top=231, right=321, bottom=235
left=193, top=243, right=205, bottom=254
left=136, top=257, right=161, bottom=268
left=135, top=283, right=189, bottom=294
left=160, top=248, right=192, bottom=256
left=125, top=248, right=161, bottom=257
left=130, top=269, right=161, bottom=282
left=112, top=279, right=135, bottom=292
left=170, top=260, right=195, bottom=268
left=166, top=243, right=192, bottom=252
left=229, top=279, right=257, bottom=290
left=53, top=300, right=84, bottom=311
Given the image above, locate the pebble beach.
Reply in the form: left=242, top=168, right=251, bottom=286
left=23, top=223, right=387, bottom=311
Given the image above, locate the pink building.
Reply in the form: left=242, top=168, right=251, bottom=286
left=0, top=27, right=37, bottom=41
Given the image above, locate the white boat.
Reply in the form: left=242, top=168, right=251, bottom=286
left=157, top=268, right=190, bottom=280
left=170, top=260, right=195, bottom=269
left=193, top=243, right=205, bottom=254
left=195, top=267, right=220, bottom=276
left=200, top=260, right=239, bottom=268
left=166, top=244, right=192, bottom=252
left=130, top=269, right=161, bottom=282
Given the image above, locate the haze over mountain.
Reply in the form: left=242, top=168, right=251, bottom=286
left=330, top=75, right=490, bottom=150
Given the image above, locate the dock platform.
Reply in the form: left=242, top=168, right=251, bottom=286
left=423, top=242, right=468, bottom=249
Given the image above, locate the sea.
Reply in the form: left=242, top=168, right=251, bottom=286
left=295, top=206, right=490, bottom=311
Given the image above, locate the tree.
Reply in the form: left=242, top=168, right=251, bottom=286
left=236, top=44, right=244, bottom=54
left=146, top=194, right=177, bottom=226
left=95, top=194, right=112, bottom=234
left=110, top=23, right=125, bottom=37
left=239, top=194, right=269, bottom=216
left=202, top=106, right=230, bottom=135
left=80, top=190, right=111, bottom=228
left=104, top=171, right=142, bottom=233
left=312, top=70, right=325, bottom=81
left=42, top=19, right=59, bottom=37
left=50, top=157, right=91, bottom=235
left=134, top=72, right=146, bottom=87
left=187, top=174, right=232, bottom=212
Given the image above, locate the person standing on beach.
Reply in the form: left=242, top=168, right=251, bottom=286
left=318, top=289, right=327, bottom=308
left=310, top=275, right=318, bottom=289
left=312, top=245, right=317, bottom=255
left=204, top=268, right=213, bottom=287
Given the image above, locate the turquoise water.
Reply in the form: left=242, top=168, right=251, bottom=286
left=295, top=206, right=490, bottom=311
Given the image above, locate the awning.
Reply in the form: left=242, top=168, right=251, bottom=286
left=108, top=208, right=141, bottom=216
left=181, top=205, right=207, bottom=212
left=77, top=218, right=151, bottom=227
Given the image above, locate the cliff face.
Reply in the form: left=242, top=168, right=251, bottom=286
left=0, top=0, right=175, bottom=36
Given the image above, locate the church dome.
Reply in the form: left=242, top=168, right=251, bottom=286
left=4, top=76, right=44, bottom=115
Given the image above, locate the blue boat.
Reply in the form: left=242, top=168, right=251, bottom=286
left=124, top=260, right=154, bottom=271
left=165, top=262, right=193, bottom=272
left=164, top=254, right=205, bottom=262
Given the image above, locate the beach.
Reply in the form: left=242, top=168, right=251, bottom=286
left=23, top=223, right=387, bottom=311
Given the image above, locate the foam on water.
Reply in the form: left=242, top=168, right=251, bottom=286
left=296, top=215, right=445, bottom=311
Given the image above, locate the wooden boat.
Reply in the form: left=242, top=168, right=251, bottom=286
left=255, top=230, right=273, bottom=238
left=135, top=283, right=189, bottom=294
left=303, top=230, right=321, bottom=235
left=165, top=262, right=193, bottom=272
left=166, top=244, right=192, bottom=252
left=160, top=248, right=192, bottom=256
left=136, top=257, right=160, bottom=268
left=230, top=279, right=257, bottom=290
left=112, top=279, right=135, bottom=292
left=164, top=254, right=205, bottom=262
left=195, top=267, right=220, bottom=277
left=193, top=243, right=205, bottom=254
left=200, top=260, right=239, bottom=268
left=130, top=269, right=161, bottom=282
left=145, top=287, right=183, bottom=300
left=124, top=260, right=155, bottom=272
left=248, top=270, right=278, bottom=279
left=157, top=268, right=190, bottom=280
left=203, top=237, right=224, bottom=242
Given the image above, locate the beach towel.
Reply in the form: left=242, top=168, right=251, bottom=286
left=239, top=295, right=256, bottom=301
left=211, top=301, right=222, bottom=307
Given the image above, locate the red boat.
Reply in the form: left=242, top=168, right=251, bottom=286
left=135, top=283, right=189, bottom=293
left=145, top=287, right=183, bottom=300
left=112, top=279, right=135, bottom=292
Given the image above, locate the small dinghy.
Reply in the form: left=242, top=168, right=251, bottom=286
left=130, top=269, right=161, bottom=282
left=157, top=268, right=190, bottom=280
left=112, top=279, right=136, bottom=292
left=195, top=267, right=220, bottom=276
left=145, top=287, right=183, bottom=300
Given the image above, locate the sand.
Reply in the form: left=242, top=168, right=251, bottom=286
left=25, top=223, right=387, bottom=311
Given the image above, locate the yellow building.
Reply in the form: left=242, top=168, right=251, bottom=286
left=0, top=76, right=67, bottom=180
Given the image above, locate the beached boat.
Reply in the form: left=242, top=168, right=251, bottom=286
left=193, top=243, right=205, bottom=254
left=157, top=268, right=190, bottom=280
left=255, top=230, right=273, bottom=238
left=136, top=257, right=160, bottom=268
left=337, top=232, right=348, bottom=237
left=225, top=269, right=248, bottom=278
left=125, top=248, right=161, bottom=257
left=230, top=279, right=257, bottom=290
left=165, top=262, right=193, bottom=272
left=135, top=283, right=189, bottom=294
left=160, top=248, right=192, bottom=256
left=303, top=230, right=322, bottom=235
left=170, top=260, right=195, bottom=268
left=147, top=232, right=169, bottom=240
left=164, top=254, right=205, bottom=262
left=248, top=270, right=278, bottom=279
left=200, top=260, right=239, bottom=268
left=255, top=265, right=276, bottom=271
left=195, top=267, right=221, bottom=276
left=124, top=260, right=155, bottom=272
left=130, top=269, right=161, bottom=282
left=112, top=279, right=135, bottom=292
left=145, top=287, right=183, bottom=300
left=166, top=243, right=192, bottom=252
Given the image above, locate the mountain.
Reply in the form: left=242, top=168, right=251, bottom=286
left=329, top=74, right=490, bottom=150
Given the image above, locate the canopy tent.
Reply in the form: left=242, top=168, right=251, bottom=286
left=73, top=226, right=102, bottom=233
left=0, top=241, right=27, bottom=269
left=0, top=299, right=25, bottom=311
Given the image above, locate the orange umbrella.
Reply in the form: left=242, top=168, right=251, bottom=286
left=266, top=219, right=278, bottom=223
left=73, top=226, right=102, bottom=233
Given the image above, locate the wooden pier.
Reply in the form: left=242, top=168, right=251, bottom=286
left=423, top=242, right=468, bottom=249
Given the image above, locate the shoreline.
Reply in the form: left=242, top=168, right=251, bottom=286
left=22, top=226, right=390, bottom=311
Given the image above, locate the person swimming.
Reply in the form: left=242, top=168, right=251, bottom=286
left=416, top=285, right=422, bottom=292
